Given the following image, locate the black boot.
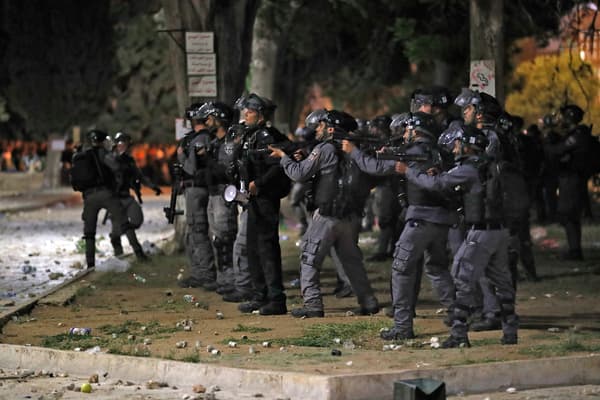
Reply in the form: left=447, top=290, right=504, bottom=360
left=110, top=235, right=123, bottom=257
left=85, top=237, right=96, bottom=269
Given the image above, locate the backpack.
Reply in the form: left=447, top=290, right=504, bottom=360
left=484, top=160, right=530, bottom=220
left=69, top=148, right=104, bottom=192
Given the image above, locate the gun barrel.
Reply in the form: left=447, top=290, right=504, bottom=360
left=376, top=153, right=429, bottom=162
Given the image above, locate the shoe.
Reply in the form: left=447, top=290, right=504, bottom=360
left=177, top=276, right=204, bottom=288
left=501, top=334, right=518, bottom=345
left=216, top=285, right=235, bottom=295
left=470, top=318, right=501, bottom=332
left=380, top=327, right=415, bottom=341
left=201, top=281, right=218, bottom=292
left=135, top=251, right=149, bottom=262
left=291, top=307, right=324, bottom=318
left=222, top=290, right=253, bottom=303
left=334, top=285, right=354, bottom=298
left=259, top=302, right=287, bottom=315
left=441, top=335, right=471, bottom=348
left=238, top=300, right=266, bottom=313
left=366, top=253, right=388, bottom=262
left=353, top=304, right=380, bottom=316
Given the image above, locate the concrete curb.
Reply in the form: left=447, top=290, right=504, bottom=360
left=1, top=344, right=599, bottom=399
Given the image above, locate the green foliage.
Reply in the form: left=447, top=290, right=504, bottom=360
left=277, top=320, right=387, bottom=347
left=231, top=324, right=273, bottom=333
left=506, top=51, right=600, bottom=127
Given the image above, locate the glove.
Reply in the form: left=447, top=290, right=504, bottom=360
left=153, top=187, right=162, bottom=196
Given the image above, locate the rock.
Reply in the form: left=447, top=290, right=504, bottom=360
left=192, top=384, right=206, bottom=393
left=89, top=374, right=99, bottom=383
left=331, top=349, right=342, bottom=356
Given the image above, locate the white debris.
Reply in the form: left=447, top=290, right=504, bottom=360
left=228, top=341, right=237, bottom=348
left=95, top=257, right=130, bottom=273
left=176, top=341, right=187, bottom=348
left=506, top=387, right=517, bottom=393
left=544, top=293, right=553, bottom=298
left=345, top=361, right=353, bottom=366
left=216, top=311, right=224, bottom=320
left=262, top=341, right=271, bottom=348
left=210, top=349, right=221, bottom=356
left=547, top=327, right=561, bottom=332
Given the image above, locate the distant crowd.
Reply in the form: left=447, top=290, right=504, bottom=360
left=0, top=138, right=176, bottom=187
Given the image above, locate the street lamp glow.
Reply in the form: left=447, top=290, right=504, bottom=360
left=580, top=50, right=586, bottom=61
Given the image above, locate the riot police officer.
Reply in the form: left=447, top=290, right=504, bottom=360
left=343, top=112, right=457, bottom=340
left=110, top=131, right=162, bottom=261
left=545, top=104, right=592, bottom=261
left=234, top=93, right=290, bottom=315
left=177, top=102, right=217, bottom=290
left=203, top=102, right=240, bottom=296
left=75, top=130, right=129, bottom=269
left=396, top=125, right=519, bottom=348
left=270, top=110, right=380, bottom=318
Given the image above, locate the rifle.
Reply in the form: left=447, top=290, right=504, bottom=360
left=163, top=163, right=184, bottom=224
left=376, top=149, right=430, bottom=162
left=246, top=140, right=317, bottom=157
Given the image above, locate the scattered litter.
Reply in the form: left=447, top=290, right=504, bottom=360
left=435, top=308, right=445, bottom=314
left=228, top=341, right=237, bottom=348
left=506, top=387, right=517, bottom=393
left=211, top=349, right=221, bottom=356
left=249, top=346, right=256, bottom=354
left=88, top=374, right=99, bottom=383
left=143, top=338, right=152, bottom=345
left=544, top=293, right=553, bottom=298
left=547, top=327, right=561, bottom=333
left=176, top=273, right=183, bottom=281
left=343, top=340, right=356, bottom=350
left=183, top=295, right=196, bottom=303
left=96, top=257, right=130, bottom=273
left=279, top=346, right=287, bottom=352
left=529, top=296, right=537, bottom=300
left=252, top=310, right=260, bottom=315
left=576, top=294, right=584, bottom=298
left=216, top=311, right=224, bottom=319
left=206, top=345, right=215, bottom=353
left=176, top=341, right=187, bottom=348
left=331, top=349, right=342, bottom=356
left=262, top=341, right=271, bottom=348
left=416, top=361, right=431, bottom=368
left=530, top=227, right=547, bottom=241
left=345, top=311, right=355, bottom=317
left=80, top=382, right=92, bottom=393
left=289, top=278, right=300, bottom=288
left=345, top=361, right=353, bottom=366
left=85, top=346, right=102, bottom=354
left=429, top=337, right=440, bottom=349
left=21, top=264, right=35, bottom=274
left=333, top=338, right=342, bottom=344
left=132, top=273, right=146, bottom=283
left=68, top=327, right=91, bottom=336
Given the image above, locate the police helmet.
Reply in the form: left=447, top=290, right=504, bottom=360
left=294, top=126, right=316, bottom=142
left=457, top=125, right=488, bottom=151
left=305, top=109, right=328, bottom=130
left=185, top=102, right=210, bottom=122
left=496, top=113, right=513, bottom=133
left=87, top=129, right=108, bottom=145
left=390, top=112, right=412, bottom=135
left=410, top=89, right=434, bottom=112
left=355, top=118, right=369, bottom=135
left=324, top=110, right=358, bottom=133
left=559, top=104, right=584, bottom=125
left=438, top=120, right=465, bottom=150
left=479, top=92, right=503, bottom=121
left=204, top=101, right=234, bottom=126
left=454, top=88, right=482, bottom=109
left=407, top=112, right=439, bottom=138
left=114, top=132, right=132, bottom=144
left=238, top=93, right=277, bottom=119
left=368, top=115, right=392, bottom=136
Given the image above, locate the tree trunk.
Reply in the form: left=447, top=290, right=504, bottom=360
left=470, top=0, right=504, bottom=103
left=161, top=0, right=260, bottom=249
left=249, top=11, right=278, bottom=117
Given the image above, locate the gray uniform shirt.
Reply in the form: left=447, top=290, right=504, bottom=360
left=404, top=156, right=482, bottom=208
left=350, top=146, right=458, bottom=226
left=280, top=141, right=338, bottom=182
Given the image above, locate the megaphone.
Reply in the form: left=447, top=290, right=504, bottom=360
left=223, top=184, right=249, bottom=205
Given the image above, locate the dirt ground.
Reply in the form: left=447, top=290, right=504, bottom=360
left=2, top=219, right=600, bottom=375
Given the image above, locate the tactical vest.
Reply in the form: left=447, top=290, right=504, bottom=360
left=315, top=145, right=370, bottom=218
left=461, top=157, right=503, bottom=224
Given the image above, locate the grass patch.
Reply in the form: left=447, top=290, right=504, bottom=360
left=231, top=324, right=272, bottom=333
left=277, top=320, right=388, bottom=347
left=518, top=334, right=600, bottom=357
left=98, top=320, right=177, bottom=336
left=40, top=333, right=110, bottom=351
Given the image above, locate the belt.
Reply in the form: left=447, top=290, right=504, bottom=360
left=471, top=223, right=504, bottom=230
